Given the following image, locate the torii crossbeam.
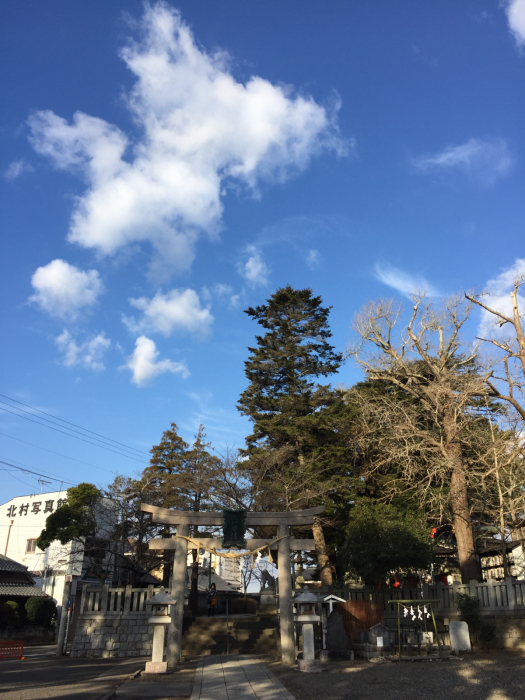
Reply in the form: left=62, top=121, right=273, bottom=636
left=141, top=503, right=324, bottom=667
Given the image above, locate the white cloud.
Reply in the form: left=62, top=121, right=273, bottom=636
left=504, top=0, right=525, bottom=48
left=29, top=259, right=103, bottom=320
left=56, top=330, right=111, bottom=371
left=237, top=245, right=269, bottom=287
left=27, top=3, right=347, bottom=278
left=477, top=258, right=525, bottom=333
left=213, top=283, right=242, bottom=308
left=306, top=249, right=320, bottom=268
left=122, top=288, right=213, bottom=337
left=4, top=159, right=34, bottom=180
left=412, top=138, right=512, bottom=185
left=122, top=335, right=189, bottom=386
left=374, top=262, right=439, bottom=298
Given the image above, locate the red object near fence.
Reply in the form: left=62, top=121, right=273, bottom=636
left=0, top=640, right=25, bottom=660
left=335, top=600, right=384, bottom=643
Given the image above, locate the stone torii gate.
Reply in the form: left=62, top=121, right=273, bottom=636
left=141, top=503, right=324, bottom=667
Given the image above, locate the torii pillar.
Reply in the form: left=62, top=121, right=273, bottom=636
left=141, top=504, right=324, bottom=668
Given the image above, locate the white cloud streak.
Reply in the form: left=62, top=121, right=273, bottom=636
left=29, top=259, right=103, bottom=320
left=237, top=245, right=270, bottom=287
left=374, top=263, right=439, bottom=298
left=504, top=0, right=525, bottom=48
left=306, top=249, right=320, bottom=268
left=123, top=335, right=189, bottom=386
left=56, top=330, right=111, bottom=371
left=412, top=138, right=512, bottom=185
left=122, top=288, right=213, bottom=337
left=477, top=259, right=525, bottom=334
left=27, top=2, right=347, bottom=278
left=4, top=159, right=34, bottom=180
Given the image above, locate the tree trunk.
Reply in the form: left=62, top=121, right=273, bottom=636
left=450, top=461, right=482, bottom=583
left=312, top=516, right=333, bottom=587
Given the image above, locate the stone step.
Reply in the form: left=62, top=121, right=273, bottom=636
left=181, top=613, right=277, bottom=656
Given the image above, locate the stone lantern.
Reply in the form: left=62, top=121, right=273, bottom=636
left=295, top=591, right=321, bottom=672
left=145, top=588, right=177, bottom=674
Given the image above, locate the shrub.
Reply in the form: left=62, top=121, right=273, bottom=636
left=0, top=601, right=21, bottom=627
left=478, top=622, right=497, bottom=647
left=341, top=502, right=432, bottom=586
left=25, top=596, right=57, bottom=627
left=456, top=593, right=481, bottom=642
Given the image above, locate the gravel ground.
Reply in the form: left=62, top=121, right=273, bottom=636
left=266, top=651, right=525, bottom=700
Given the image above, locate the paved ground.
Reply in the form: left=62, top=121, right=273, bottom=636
left=115, top=659, right=198, bottom=699
left=0, top=647, right=146, bottom=700
left=191, top=656, right=295, bottom=700
left=268, top=650, right=525, bottom=700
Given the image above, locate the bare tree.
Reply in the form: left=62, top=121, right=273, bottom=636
left=347, top=294, right=500, bottom=582
left=466, top=280, right=525, bottom=547
left=466, top=279, right=525, bottom=422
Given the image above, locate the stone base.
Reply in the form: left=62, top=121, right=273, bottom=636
left=320, top=650, right=354, bottom=663
left=297, top=658, right=322, bottom=672
left=145, top=661, right=168, bottom=674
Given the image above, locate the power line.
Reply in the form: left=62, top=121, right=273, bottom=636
left=0, top=405, right=147, bottom=465
left=0, top=459, right=77, bottom=487
left=0, top=456, right=78, bottom=487
left=0, top=466, right=38, bottom=490
left=0, top=430, right=126, bottom=475
left=0, top=394, right=149, bottom=457
left=0, top=394, right=145, bottom=457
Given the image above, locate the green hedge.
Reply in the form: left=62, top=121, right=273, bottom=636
left=0, top=601, right=22, bottom=627
left=25, top=597, right=57, bottom=627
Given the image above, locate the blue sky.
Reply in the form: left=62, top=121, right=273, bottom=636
left=1, top=1, right=524, bottom=505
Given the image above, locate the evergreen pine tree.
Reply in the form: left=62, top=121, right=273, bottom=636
left=145, top=423, right=220, bottom=605
left=238, top=286, right=345, bottom=584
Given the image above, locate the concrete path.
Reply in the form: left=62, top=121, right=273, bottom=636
left=191, top=655, right=296, bottom=700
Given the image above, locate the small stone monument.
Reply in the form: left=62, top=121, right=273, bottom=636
left=326, top=610, right=348, bottom=654
left=295, top=591, right=322, bottom=672
left=449, top=620, right=471, bottom=653
left=369, top=623, right=390, bottom=647
left=145, top=588, right=177, bottom=674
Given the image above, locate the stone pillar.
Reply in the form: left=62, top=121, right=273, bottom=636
left=56, top=578, right=72, bottom=657
left=152, top=624, right=165, bottom=663
left=303, top=622, right=315, bottom=659
left=278, top=523, right=294, bottom=666
left=167, top=524, right=189, bottom=669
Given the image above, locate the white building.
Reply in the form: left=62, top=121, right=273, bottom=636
left=1, top=490, right=83, bottom=613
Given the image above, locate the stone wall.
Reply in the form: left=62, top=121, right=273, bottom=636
left=70, top=611, right=154, bottom=658
left=486, top=615, right=525, bottom=650
left=0, top=625, right=55, bottom=645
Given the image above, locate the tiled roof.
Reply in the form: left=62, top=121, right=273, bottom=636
left=0, top=554, right=28, bottom=573
left=0, top=583, right=49, bottom=597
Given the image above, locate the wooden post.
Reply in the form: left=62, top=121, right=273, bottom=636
left=278, top=523, right=294, bottom=666
left=167, top=524, right=189, bottom=669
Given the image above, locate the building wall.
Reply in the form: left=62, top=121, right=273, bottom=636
left=0, top=490, right=77, bottom=609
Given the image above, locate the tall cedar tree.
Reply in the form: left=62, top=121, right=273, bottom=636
left=238, top=286, right=343, bottom=585
left=144, top=423, right=220, bottom=611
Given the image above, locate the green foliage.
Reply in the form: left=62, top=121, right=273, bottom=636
left=0, top=600, right=21, bottom=627
left=238, top=285, right=342, bottom=453
left=478, top=621, right=497, bottom=647
left=37, top=483, right=101, bottom=550
left=340, top=502, right=432, bottom=586
left=144, top=423, right=221, bottom=512
left=237, top=286, right=356, bottom=519
left=25, top=597, right=56, bottom=627
left=456, top=593, right=481, bottom=633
